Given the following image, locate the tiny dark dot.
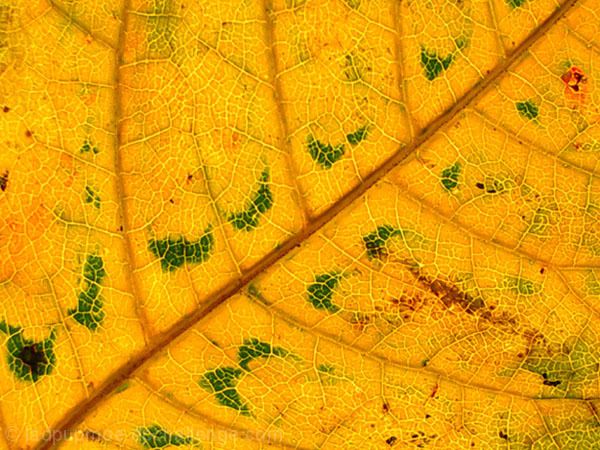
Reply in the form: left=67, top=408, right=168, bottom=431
left=540, top=268, right=545, bottom=274
left=475, top=182, right=485, bottom=189
left=3, top=106, right=9, bottom=113
left=425, top=414, right=431, bottom=419
left=25, top=130, right=32, bottom=137
left=386, top=436, right=397, bottom=446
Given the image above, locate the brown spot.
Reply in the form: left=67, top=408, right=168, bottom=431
left=540, top=267, right=545, bottom=274
left=25, top=130, right=32, bottom=137
left=386, top=436, right=397, bottom=446
left=0, top=170, right=7, bottom=191
left=382, top=402, right=390, bottom=413
left=3, top=106, right=9, bottom=112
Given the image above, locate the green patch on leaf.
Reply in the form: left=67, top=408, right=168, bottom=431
left=308, top=135, right=345, bottom=169
left=307, top=273, right=341, bottom=312
left=516, top=100, right=538, bottom=120
left=504, top=276, right=538, bottom=295
left=344, top=0, right=361, bottom=8
left=149, top=228, right=213, bottom=272
left=506, top=0, right=527, bottom=8
left=363, top=225, right=400, bottom=259
left=228, top=169, right=273, bottom=231
left=79, top=139, right=99, bottom=154
left=363, top=225, right=427, bottom=260
left=421, top=48, right=453, bottom=81
left=147, top=0, right=179, bottom=59
left=522, top=335, right=600, bottom=398
left=441, top=162, right=461, bottom=191
left=346, top=125, right=369, bottom=146
left=138, top=424, right=197, bottom=448
left=0, top=322, right=57, bottom=383
left=84, top=185, right=101, bottom=209
left=68, top=254, right=106, bottom=331
left=238, top=337, right=290, bottom=371
left=199, top=366, right=250, bottom=415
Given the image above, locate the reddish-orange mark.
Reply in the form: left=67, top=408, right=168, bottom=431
left=430, top=384, right=439, bottom=398
left=561, top=66, right=587, bottom=111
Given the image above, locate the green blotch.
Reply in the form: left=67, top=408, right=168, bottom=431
left=532, top=419, right=600, bottom=449
left=0, top=322, right=57, bottom=383
left=199, top=366, right=250, bottom=415
left=68, top=254, right=106, bottom=331
left=84, top=186, right=101, bottom=209
left=363, top=225, right=400, bottom=259
left=523, top=335, right=600, bottom=398
left=346, top=125, right=369, bottom=146
left=363, top=225, right=427, bottom=259
left=238, top=338, right=289, bottom=371
left=148, top=228, right=213, bottom=272
left=317, top=363, right=335, bottom=375
left=138, top=424, right=197, bottom=448
left=441, top=162, right=461, bottom=191
left=308, top=135, right=345, bottom=169
left=504, top=276, right=538, bottom=295
left=344, top=0, right=361, bottom=8
left=147, top=0, right=179, bottom=58
left=516, top=100, right=539, bottom=120
left=421, top=48, right=453, bottom=81
left=79, top=139, right=99, bottom=154
left=115, top=381, right=130, bottom=393
left=507, top=0, right=527, bottom=8
left=228, top=169, right=273, bottom=231
left=307, top=273, right=341, bottom=313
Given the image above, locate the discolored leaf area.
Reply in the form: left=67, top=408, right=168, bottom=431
left=1, top=0, right=600, bottom=449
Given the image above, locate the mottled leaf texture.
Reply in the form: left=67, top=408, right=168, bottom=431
left=2, top=0, right=600, bottom=449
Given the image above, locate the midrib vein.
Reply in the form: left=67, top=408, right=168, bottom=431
left=37, top=0, right=581, bottom=447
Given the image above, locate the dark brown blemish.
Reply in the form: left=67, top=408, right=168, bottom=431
left=382, top=402, right=390, bottom=413
left=0, top=170, right=7, bottom=191
left=3, top=106, right=9, bottom=113
left=25, top=130, right=32, bottom=138
left=499, top=430, right=508, bottom=440
left=386, top=436, right=397, bottom=446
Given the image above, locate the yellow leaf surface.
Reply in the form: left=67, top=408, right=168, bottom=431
left=0, top=0, right=599, bottom=448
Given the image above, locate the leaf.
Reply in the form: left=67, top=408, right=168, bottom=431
left=0, top=0, right=599, bottom=448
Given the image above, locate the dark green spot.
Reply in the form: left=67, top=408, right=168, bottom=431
left=308, top=135, right=345, bottom=169
left=441, top=162, right=461, bottom=191
left=149, top=228, right=213, bottom=272
left=307, top=273, right=341, bottom=312
left=68, top=254, right=106, bottom=331
left=363, top=225, right=401, bottom=259
left=138, top=424, right=197, bottom=448
left=199, top=366, right=250, bottom=415
left=516, top=100, right=538, bottom=120
left=0, top=322, right=56, bottom=383
left=84, top=186, right=101, bottom=209
left=317, top=363, right=335, bottom=375
left=421, top=48, right=453, bottom=81
left=228, top=169, right=273, bottom=231
left=346, top=125, right=369, bottom=146
left=238, top=338, right=289, bottom=371
left=504, top=276, right=538, bottom=295
left=79, top=139, right=99, bottom=154
left=506, top=0, right=526, bottom=8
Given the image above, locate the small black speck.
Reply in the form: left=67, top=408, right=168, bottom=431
left=3, top=106, right=9, bottom=113
left=540, top=268, right=545, bottom=274
left=425, top=414, right=431, bottom=419
left=386, top=436, right=397, bottom=446
left=499, top=430, right=508, bottom=440
left=475, top=182, right=484, bottom=189
left=25, top=130, right=32, bottom=137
